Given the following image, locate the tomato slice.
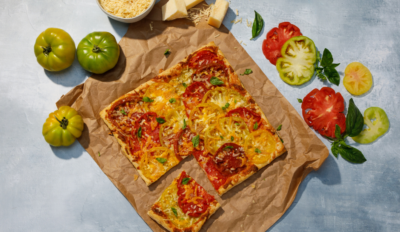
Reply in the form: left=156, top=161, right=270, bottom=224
left=212, top=143, right=247, bottom=177
left=244, top=130, right=277, bottom=164
left=301, top=87, right=346, bottom=138
left=132, top=112, right=163, bottom=153
left=202, top=87, right=249, bottom=112
left=174, top=127, right=197, bottom=158
left=343, top=62, right=373, bottom=96
left=262, top=22, right=303, bottom=65
left=276, top=36, right=317, bottom=85
left=352, top=107, right=389, bottom=144
left=226, top=107, right=262, bottom=132
left=188, top=50, right=218, bottom=69
left=182, top=82, right=209, bottom=117
left=193, top=150, right=227, bottom=190
left=177, top=171, right=215, bottom=217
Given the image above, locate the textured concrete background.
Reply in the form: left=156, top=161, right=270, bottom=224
left=0, top=0, right=399, bottom=231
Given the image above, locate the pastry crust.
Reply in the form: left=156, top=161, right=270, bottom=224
left=147, top=171, right=221, bottom=232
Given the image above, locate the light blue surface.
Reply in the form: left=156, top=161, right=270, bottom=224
left=0, top=0, right=399, bottom=231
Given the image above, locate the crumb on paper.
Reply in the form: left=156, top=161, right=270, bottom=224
left=234, top=47, right=238, bottom=49
left=231, top=18, right=242, bottom=24
left=251, top=184, right=255, bottom=188
left=159, top=69, right=164, bottom=73
left=134, top=174, right=139, bottom=181
left=252, top=200, right=255, bottom=204
left=149, top=23, right=153, bottom=31
left=242, top=42, right=247, bottom=46
left=215, top=34, right=220, bottom=38
left=187, top=4, right=213, bottom=25
left=240, top=40, right=243, bottom=44
left=235, top=9, right=239, bottom=16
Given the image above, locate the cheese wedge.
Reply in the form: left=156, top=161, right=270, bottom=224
left=162, top=0, right=188, bottom=21
left=208, top=0, right=229, bottom=28
left=184, top=0, right=203, bottom=9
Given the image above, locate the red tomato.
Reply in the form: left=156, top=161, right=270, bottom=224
left=262, top=22, right=302, bottom=65
left=212, top=143, right=247, bottom=177
left=132, top=112, right=162, bottom=147
left=226, top=107, right=262, bottom=132
left=301, top=87, right=346, bottom=138
left=188, top=50, right=218, bottom=69
left=174, top=127, right=196, bottom=158
left=182, top=82, right=208, bottom=116
left=177, top=171, right=215, bottom=217
left=193, top=150, right=227, bottom=190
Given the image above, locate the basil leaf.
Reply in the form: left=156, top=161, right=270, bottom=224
left=277, top=124, right=282, bottom=131
left=330, top=63, right=340, bottom=68
left=98, top=152, right=101, bottom=157
left=183, top=119, right=186, bottom=130
left=337, top=141, right=367, bottom=163
left=222, top=103, right=230, bottom=110
left=181, top=177, right=190, bottom=185
left=334, top=124, right=342, bottom=140
left=156, top=117, right=166, bottom=124
left=240, top=69, right=253, bottom=76
left=235, top=123, right=240, bottom=126
left=231, top=136, right=234, bottom=141
left=253, top=122, right=258, bottom=130
left=224, top=145, right=234, bottom=150
left=182, top=83, right=187, bottom=88
left=120, top=109, right=127, bottom=115
left=220, top=136, right=224, bottom=139
left=137, top=126, right=142, bottom=138
left=169, top=98, right=176, bottom=103
left=346, top=98, right=364, bottom=137
left=325, top=66, right=340, bottom=86
left=321, top=49, right=333, bottom=67
left=250, top=11, right=264, bottom=40
left=210, top=76, right=224, bottom=85
left=156, top=157, right=167, bottom=164
left=280, top=138, right=284, bottom=143
left=331, top=142, right=339, bottom=158
left=317, top=71, right=327, bottom=81
left=143, top=97, right=154, bottom=102
left=164, top=49, right=170, bottom=56
left=255, top=148, right=261, bottom=153
left=297, top=98, right=303, bottom=103
left=171, top=207, right=178, bottom=217
left=192, top=135, right=200, bottom=147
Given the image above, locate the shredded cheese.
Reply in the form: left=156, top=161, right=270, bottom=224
left=187, top=3, right=213, bottom=25
left=99, top=0, right=152, bottom=18
left=246, top=19, right=252, bottom=27
left=215, top=34, right=220, bottom=38
left=235, top=9, right=239, bottom=16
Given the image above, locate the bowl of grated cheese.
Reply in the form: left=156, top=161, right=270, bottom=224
left=96, top=0, right=156, bottom=23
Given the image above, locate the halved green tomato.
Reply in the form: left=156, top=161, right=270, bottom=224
left=343, top=62, right=373, bottom=95
left=202, top=87, right=248, bottom=111
left=352, top=107, right=389, bottom=144
left=204, top=116, right=249, bottom=155
left=276, top=36, right=317, bottom=85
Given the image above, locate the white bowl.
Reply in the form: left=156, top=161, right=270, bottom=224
left=96, top=0, right=156, bottom=23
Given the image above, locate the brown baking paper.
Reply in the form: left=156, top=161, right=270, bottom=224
left=57, top=1, right=329, bottom=231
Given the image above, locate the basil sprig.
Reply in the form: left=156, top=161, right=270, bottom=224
left=316, top=49, right=340, bottom=85
left=156, top=157, right=167, bottom=164
left=156, top=117, right=166, bottom=124
left=240, top=69, right=253, bottom=76
left=181, top=177, right=190, bottom=185
left=210, top=76, right=224, bottom=85
left=250, top=11, right=264, bottom=40
left=330, top=98, right=366, bottom=163
left=192, top=135, right=200, bottom=147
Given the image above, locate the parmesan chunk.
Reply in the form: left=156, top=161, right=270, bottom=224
left=162, top=0, right=188, bottom=21
left=208, top=0, right=229, bottom=28
left=184, top=0, right=204, bottom=10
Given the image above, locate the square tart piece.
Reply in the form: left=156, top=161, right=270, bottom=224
left=148, top=171, right=220, bottom=232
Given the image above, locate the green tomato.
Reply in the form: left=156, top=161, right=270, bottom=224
left=276, top=36, right=317, bottom=85
left=77, top=32, right=120, bottom=74
left=352, top=107, right=389, bottom=144
left=34, top=28, right=76, bottom=71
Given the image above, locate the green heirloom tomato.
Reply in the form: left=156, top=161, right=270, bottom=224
left=352, top=107, right=389, bottom=144
left=42, top=106, right=84, bottom=147
left=34, top=28, right=76, bottom=71
left=77, top=32, right=120, bottom=74
left=276, top=36, right=317, bottom=85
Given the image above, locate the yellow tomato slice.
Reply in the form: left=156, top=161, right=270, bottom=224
left=202, top=87, right=249, bottom=112
left=204, top=116, right=250, bottom=155
left=159, top=106, right=190, bottom=150
left=343, top=62, right=373, bottom=95
left=139, top=147, right=179, bottom=182
left=189, top=103, right=225, bottom=137
left=143, top=82, right=182, bottom=115
left=168, top=68, right=194, bottom=95
left=244, top=130, right=277, bottom=164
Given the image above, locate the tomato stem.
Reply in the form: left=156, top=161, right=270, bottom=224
left=42, top=46, right=52, bottom=56
left=92, top=45, right=101, bottom=53
left=54, top=116, right=69, bottom=129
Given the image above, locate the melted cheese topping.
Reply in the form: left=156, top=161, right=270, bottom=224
left=168, top=68, right=194, bottom=95
left=189, top=103, right=225, bottom=137
left=140, top=147, right=179, bottom=181
left=202, top=87, right=248, bottom=111
left=244, top=130, right=277, bottom=164
left=144, top=83, right=182, bottom=116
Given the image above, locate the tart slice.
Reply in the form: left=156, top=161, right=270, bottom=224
left=148, top=171, right=220, bottom=232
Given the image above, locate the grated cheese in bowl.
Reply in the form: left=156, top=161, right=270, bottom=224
left=97, top=0, right=156, bottom=23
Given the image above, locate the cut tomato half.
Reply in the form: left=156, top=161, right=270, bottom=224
left=301, top=87, right=346, bottom=138
left=343, top=62, right=373, bottom=96
left=262, top=22, right=303, bottom=65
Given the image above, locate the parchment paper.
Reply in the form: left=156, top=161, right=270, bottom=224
left=56, top=1, right=329, bottom=231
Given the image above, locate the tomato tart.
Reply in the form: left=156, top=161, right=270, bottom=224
left=148, top=171, right=220, bottom=232
left=100, top=42, right=286, bottom=188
